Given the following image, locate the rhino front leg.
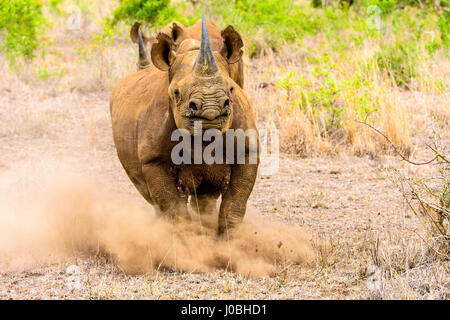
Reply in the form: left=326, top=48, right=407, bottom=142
left=142, top=162, right=190, bottom=221
left=218, top=163, right=258, bottom=236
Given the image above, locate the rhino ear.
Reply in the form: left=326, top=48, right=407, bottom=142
left=130, top=22, right=142, bottom=43
left=130, top=22, right=155, bottom=45
left=171, top=21, right=185, bottom=43
left=220, top=25, right=244, bottom=64
left=151, top=32, right=177, bottom=71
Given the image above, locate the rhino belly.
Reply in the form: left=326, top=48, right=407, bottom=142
left=175, top=163, right=231, bottom=197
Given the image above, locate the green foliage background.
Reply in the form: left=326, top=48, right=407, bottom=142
left=109, top=0, right=186, bottom=27
left=1, top=0, right=448, bottom=64
left=0, top=0, right=47, bottom=66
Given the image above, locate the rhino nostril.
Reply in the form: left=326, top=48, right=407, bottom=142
left=189, top=101, right=198, bottom=114
left=223, top=99, right=230, bottom=114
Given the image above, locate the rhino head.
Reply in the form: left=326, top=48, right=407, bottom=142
left=145, top=15, right=242, bottom=135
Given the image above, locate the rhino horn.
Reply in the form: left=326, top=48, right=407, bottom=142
left=138, top=27, right=150, bottom=69
left=194, top=14, right=219, bottom=76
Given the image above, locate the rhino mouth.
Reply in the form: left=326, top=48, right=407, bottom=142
left=187, top=114, right=230, bottom=131
left=201, top=122, right=222, bottom=129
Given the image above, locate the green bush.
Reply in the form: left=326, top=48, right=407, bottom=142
left=275, top=54, right=382, bottom=137
left=48, top=0, right=65, bottom=15
left=311, top=0, right=324, bottom=8
left=186, top=0, right=441, bottom=58
left=375, top=41, right=419, bottom=87
left=109, top=0, right=184, bottom=27
left=437, top=10, right=449, bottom=48
left=276, top=58, right=341, bottom=134
left=0, top=0, right=47, bottom=65
left=364, top=0, right=397, bottom=15
left=203, top=0, right=333, bottom=55
left=364, top=0, right=439, bottom=12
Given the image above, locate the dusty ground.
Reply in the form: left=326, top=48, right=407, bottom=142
left=0, top=79, right=448, bottom=299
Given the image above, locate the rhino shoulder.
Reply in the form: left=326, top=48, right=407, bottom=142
left=231, top=85, right=256, bottom=131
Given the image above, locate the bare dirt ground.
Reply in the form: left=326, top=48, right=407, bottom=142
left=0, top=79, right=448, bottom=299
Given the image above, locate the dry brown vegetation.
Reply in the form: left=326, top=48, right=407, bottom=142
left=0, top=0, right=449, bottom=299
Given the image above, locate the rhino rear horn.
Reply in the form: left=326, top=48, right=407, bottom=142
left=194, top=14, right=219, bottom=77
left=131, top=22, right=151, bottom=70
left=137, top=27, right=150, bottom=69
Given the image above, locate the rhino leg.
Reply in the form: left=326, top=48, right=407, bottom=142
left=142, top=162, right=190, bottom=221
left=218, top=163, right=258, bottom=236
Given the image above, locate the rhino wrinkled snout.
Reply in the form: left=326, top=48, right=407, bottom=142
left=187, top=98, right=230, bottom=121
left=200, top=108, right=221, bottom=121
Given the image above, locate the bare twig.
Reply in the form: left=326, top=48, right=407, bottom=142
left=356, top=120, right=440, bottom=165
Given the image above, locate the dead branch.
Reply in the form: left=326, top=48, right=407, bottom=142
left=356, top=120, right=449, bottom=165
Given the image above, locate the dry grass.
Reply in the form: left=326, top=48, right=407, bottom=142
left=246, top=46, right=449, bottom=157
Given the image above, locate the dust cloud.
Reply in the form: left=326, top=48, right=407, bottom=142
left=0, top=166, right=314, bottom=278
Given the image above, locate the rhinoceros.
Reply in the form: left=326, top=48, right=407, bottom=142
left=110, top=16, right=258, bottom=235
left=130, top=19, right=244, bottom=88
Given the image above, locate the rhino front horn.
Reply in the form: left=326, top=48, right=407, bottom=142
left=138, top=27, right=150, bottom=69
left=194, top=14, right=219, bottom=77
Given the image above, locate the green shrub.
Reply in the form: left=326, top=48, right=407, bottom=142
left=311, top=0, right=323, bottom=8
left=109, top=0, right=184, bottom=27
left=364, top=0, right=397, bottom=15
left=48, top=0, right=65, bottom=15
left=203, top=0, right=333, bottom=55
left=363, top=0, right=437, bottom=13
left=276, top=58, right=343, bottom=134
left=437, top=10, right=449, bottom=48
left=375, top=41, right=420, bottom=87
left=275, top=55, right=381, bottom=137
left=0, top=0, right=47, bottom=66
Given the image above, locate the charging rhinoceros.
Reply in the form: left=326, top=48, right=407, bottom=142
left=110, top=16, right=258, bottom=235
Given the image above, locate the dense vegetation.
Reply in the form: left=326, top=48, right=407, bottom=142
left=0, top=0, right=47, bottom=66
left=109, top=0, right=186, bottom=27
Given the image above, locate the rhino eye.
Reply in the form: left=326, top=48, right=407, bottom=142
left=173, top=89, right=180, bottom=97
left=230, top=87, right=234, bottom=94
